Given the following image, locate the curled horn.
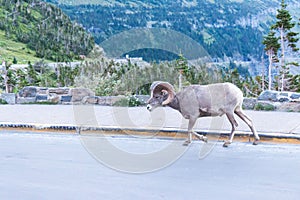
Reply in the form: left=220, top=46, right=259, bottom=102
left=147, top=81, right=162, bottom=103
left=149, top=81, right=162, bottom=97
left=153, top=82, right=175, bottom=105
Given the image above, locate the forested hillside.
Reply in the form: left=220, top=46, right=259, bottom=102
left=46, top=0, right=300, bottom=61
left=0, top=0, right=95, bottom=62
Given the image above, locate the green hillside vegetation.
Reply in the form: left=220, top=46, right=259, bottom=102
left=0, top=29, right=48, bottom=64
left=0, top=0, right=95, bottom=62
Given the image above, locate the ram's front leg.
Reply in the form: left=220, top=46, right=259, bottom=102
left=182, top=132, right=192, bottom=146
left=193, top=132, right=208, bottom=143
left=183, top=118, right=207, bottom=146
left=182, top=118, right=195, bottom=146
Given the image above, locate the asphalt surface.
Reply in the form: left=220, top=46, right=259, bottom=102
left=0, top=131, right=299, bottom=200
left=1, top=105, right=300, bottom=199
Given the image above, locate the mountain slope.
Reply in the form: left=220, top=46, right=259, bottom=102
left=0, top=0, right=95, bottom=62
left=46, top=0, right=300, bottom=61
left=0, top=29, right=46, bottom=64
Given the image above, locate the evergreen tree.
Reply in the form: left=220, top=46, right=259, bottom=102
left=175, top=54, right=189, bottom=89
left=12, top=57, right=17, bottom=64
left=271, top=0, right=299, bottom=91
left=262, top=31, right=280, bottom=90
left=57, top=65, right=79, bottom=87
left=6, top=66, right=16, bottom=93
left=286, top=74, right=300, bottom=92
left=1, top=61, right=11, bottom=93
left=26, top=61, right=40, bottom=85
left=15, top=68, right=29, bottom=91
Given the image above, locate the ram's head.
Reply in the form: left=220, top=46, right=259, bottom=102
left=146, top=81, right=175, bottom=111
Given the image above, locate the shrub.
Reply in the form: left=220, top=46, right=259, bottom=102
left=254, top=103, right=275, bottom=111
left=0, top=99, right=8, bottom=104
left=113, top=95, right=143, bottom=107
left=95, top=74, right=121, bottom=96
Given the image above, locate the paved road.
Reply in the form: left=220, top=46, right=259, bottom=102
left=0, top=131, right=299, bottom=200
left=0, top=105, right=300, bottom=135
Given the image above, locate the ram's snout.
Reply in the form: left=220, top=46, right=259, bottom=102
left=146, top=104, right=153, bottom=111
left=146, top=98, right=155, bottom=111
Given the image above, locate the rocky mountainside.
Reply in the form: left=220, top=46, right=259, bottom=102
left=46, top=0, right=300, bottom=62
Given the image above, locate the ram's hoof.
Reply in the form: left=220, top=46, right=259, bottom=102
left=202, top=136, right=208, bottom=143
left=253, top=140, right=260, bottom=145
left=223, top=141, right=231, bottom=148
left=183, top=140, right=191, bottom=146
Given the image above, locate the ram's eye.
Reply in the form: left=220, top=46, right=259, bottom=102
left=155, top=96, right=159, bottom=99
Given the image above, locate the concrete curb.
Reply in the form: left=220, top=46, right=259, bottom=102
left=1, top=122, right=300, bottom=143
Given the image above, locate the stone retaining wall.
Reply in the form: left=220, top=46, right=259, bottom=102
left=258, top=90, right=300, bottom=103
left=0, top=86, right=149, bottom=106
left=243, top=90, right=300, bottom=112
left=16, top=86, right=95, bottom=104
left=1, top=87, right=300, bottom=112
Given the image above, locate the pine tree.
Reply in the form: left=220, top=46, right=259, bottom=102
left=12, top=57, right=17, bottom=64
left=175, top=54, right=189, bottom=89
left=262, top=31, right=280, bottom=90
left=271, top=0, right=299, bottom=91
left=26, top=61, right=40, bottom=86
left=15, top=68, right=29, bottom=91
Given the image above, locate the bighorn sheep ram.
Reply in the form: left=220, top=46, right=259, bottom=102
left=146, top=81, right=260, bottom=147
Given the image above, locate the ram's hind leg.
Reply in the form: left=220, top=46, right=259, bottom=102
left=234, top=109, right=260, bottom=145
left=223, top=113, right=238, bottom=147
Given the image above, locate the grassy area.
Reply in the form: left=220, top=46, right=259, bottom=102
left=0, top=30, right=47, bottom=64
